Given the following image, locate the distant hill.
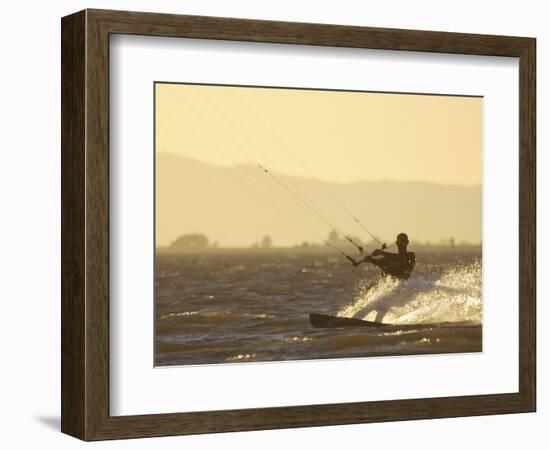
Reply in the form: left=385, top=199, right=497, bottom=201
left=156, top=153, right=481, bottom=248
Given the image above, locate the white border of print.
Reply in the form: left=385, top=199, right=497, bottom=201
left=109, top=34, right=518, bottom=416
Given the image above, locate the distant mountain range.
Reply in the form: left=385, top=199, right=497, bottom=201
left=156, top=153, right=481, bottom=248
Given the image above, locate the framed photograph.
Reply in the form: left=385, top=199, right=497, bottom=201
left=61, top=9, right=536, bottom=440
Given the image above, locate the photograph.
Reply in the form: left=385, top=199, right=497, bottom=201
left=154, top=82, right=483, bottom=366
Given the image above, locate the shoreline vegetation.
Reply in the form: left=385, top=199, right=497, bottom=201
left=156, top=232, right=481, bottom=255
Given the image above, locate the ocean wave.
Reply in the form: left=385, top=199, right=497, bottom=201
left=159, top=310, right=275, bottom=320
left=337, top=260, right=482, bottom=325
left=280, top=336, right=313, bottom=344
left=225, top=353, right=259, bottom=362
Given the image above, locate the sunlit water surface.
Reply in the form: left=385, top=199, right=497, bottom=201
left=155, top=251, right=482, bottom=366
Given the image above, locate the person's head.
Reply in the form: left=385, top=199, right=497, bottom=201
left=396, top=233, right=409, bottom=250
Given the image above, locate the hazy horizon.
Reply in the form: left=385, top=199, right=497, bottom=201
left=155, top=84, right=482, bottom=248
left=158, top=151, right=483, bottom=189
left=155, top=153, right=481, bottom=248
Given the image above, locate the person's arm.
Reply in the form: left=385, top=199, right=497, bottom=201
left=346, top=255, right=373, bottom=267
left=368, top=255, right=384, bottom=268
left=369, top=250, right=396, bottom=269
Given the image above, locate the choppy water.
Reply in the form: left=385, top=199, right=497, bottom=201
left=155, top=251, right=482, bottom=366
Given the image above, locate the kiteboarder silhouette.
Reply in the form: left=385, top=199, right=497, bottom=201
left=349, top=233, right=416, bottom=280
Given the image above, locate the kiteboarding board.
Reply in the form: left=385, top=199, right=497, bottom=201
left=309, top=313, right=464, bottom=330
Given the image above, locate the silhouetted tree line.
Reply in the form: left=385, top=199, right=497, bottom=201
left=170, top=234, right=210, bottom=250
left=168, top=231, right=476, bottom=251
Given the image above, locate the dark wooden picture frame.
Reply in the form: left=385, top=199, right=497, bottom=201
left=61, top=9, right=536, bottom=441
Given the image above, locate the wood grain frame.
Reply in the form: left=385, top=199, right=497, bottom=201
left=61, top=9, right=536, bottom=441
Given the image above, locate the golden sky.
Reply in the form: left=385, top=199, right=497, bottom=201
left=155, top=83, right=482, bottom=186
